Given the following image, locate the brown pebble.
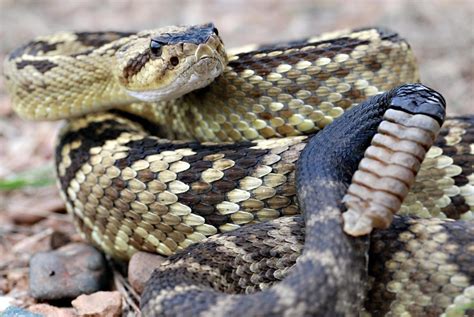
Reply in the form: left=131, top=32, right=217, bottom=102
left=71, top=291, right=122, bottom=317
left=128, top=251, right=166, bottom=294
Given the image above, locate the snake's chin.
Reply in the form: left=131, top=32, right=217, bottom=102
left=126, top=57, right=223, bottom=102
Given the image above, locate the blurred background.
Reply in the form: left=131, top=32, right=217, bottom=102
left=0, top=0, right=473, bottom=208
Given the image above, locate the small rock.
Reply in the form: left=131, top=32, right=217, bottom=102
left=28, top=304, right=76, bottom=317
left=29, top=243, right=109, bottom=300
left=0, top=296, right=15, bottom=312
left=2, top=306, right=41, bottom=317
left=128, top=251, right=166, bottom=294
left=71, top=291, right=122, bottom=317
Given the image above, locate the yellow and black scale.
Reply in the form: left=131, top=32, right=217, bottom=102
left=4, top=24, right=473, bottom=316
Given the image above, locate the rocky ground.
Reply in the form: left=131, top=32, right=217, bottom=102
left=0, top=0, right=472, bottom=316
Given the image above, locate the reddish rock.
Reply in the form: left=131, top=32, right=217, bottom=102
left=71, top=291, right=122, bottom=317
left=128, top=251, right=166, bottom=294
left=28, top=304, right=76, bottom=317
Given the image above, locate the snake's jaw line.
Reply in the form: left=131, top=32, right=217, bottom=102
left=125, top=55, right=224, bottom=102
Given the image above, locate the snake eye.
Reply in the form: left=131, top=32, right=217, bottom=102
left=150, top=40, right=162, bottom=56
left=212, top=27, right=219, bottom=36
left=170, top=56, right=179, bottom=66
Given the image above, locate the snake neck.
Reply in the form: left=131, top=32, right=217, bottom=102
left=4, top=31, right=142, bottom=120
left=4, top=55, right=139, bottom=120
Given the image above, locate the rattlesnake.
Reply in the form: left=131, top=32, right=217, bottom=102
left=4, top=24, right=473, bottom=316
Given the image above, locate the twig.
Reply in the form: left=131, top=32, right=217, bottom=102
left=112, top=265, right=141, bottom=316
left=11, top=228, right=53, bottom=253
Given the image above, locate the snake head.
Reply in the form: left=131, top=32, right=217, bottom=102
left=115, top=23, right=227, bottom=101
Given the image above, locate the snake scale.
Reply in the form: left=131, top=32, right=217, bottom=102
left=4, top=24, right=473, bottom=316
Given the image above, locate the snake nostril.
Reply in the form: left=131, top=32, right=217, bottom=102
left=170, top=56, right=179, bottom=66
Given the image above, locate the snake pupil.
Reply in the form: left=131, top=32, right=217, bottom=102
left=150, top=40, right=162, bottom=57
left=170, top=56, right=179, bottom=66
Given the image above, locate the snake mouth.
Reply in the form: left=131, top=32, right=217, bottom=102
left=126, top=55, right=224, bottom=102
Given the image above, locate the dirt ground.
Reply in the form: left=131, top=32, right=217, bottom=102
left=0, top=0, right=473, bottom=314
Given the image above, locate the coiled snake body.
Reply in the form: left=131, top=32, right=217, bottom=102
left=4, top=24, right=473, bottom=316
